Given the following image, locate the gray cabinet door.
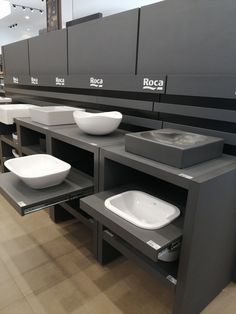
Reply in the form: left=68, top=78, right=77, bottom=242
left=29, top=29, right=67, bottom=75
left=68, top=9, right=139, bottom=75
left=3, top=40, right=29, bottom=75
left=137, top=0, right=236, bottom=74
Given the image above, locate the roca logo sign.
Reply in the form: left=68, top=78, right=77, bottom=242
left=55, top=77, right=65, bottom=86
left=13, top=76, right=19, bottom=84
left=143, top=78, right=164, bottom=91
left=90, top=77, right=103, bottom=88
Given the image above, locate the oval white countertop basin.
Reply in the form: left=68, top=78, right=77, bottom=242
left=4, top=154, right=71, bottom=189
left=73, top=111, right=122, bottom=135
left=105, top=190, right=180, bottom=230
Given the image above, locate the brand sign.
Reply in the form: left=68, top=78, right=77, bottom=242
left=90, top=77, right=103, bottom=88
left=55, top=77, right=65, bottom=86
left=31, top=77, right=39, bottom=85
left=142, top=78, right=164, bottom=91
left=13, top=76, right=19, bottom=84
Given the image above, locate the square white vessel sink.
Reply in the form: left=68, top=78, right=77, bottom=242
left=105, top=190, right=180, bottom=230
left=30, top=106, right=85, bottom=126
left=0, top=97, right=12, bottom=103
left=4, top=154, right=71, bottom=189
left=0, top=104, right=36, bottom=124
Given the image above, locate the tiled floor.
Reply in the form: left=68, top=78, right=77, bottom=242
left=0, top=194, right=235, bottom=314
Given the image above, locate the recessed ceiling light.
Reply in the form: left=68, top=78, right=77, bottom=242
left=25, top=15, right=30, bottom=19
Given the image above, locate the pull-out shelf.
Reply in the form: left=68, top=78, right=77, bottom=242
left=80, top=186, right=183, bottom=263
left=0, top=168, right=94, bottom=216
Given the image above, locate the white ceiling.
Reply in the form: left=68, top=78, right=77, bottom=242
left=0, top=0, right=162, bottom=53
left=0, top=0, right=46, bottom=52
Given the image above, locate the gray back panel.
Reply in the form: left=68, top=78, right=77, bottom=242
left=68, top=9, right=139, bottom=74
left=137, top=0, right=236, bottom=74
left=3, top=40, right=29, bottom=75
left=29, top=29, right=67, bottom=75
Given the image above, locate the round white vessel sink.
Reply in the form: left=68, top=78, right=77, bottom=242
left=4, top=154, right=71, bottom=189
left=105, top=190, right=180, bottom=230
left=73, top=111, right=122, bottom=135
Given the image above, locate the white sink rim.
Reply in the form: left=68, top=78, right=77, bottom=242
left=73, top=110, right=122, bottom=135
left=30, top=106, right=85, bottom=126
left=0, top=104, right=37, bottom=124
left=105, top=190, right=180, bottom=230
left=4, top=154, right=71, bottom=189
left=30, top=106, right=85, bottom=113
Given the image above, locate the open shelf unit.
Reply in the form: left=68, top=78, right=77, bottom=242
left=80, top=143, right=236, bottom=314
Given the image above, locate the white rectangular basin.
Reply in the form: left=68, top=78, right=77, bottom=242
left=0, top=104, right=36, bottom=124
left=0, top=97, right=12, bottom=103
left=105, top=190, right=180, bottom=230
left=30, top=106, right=85, bottom=126
left=4, top=154, right=71, bottom=189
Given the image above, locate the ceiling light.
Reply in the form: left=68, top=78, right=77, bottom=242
left=12, top=4, right=16, bottom=8
left=25, top=15, right=30, bottom=19
left=40, top=10, right=43, bottom=14
left=30, top=8, right=34, bottom=12
left=0, top=1, right=11, bottom=20
left=22, top=6, right=25, bottom=10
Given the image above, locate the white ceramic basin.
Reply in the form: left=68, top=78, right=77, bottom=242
left=30, top=106, right=85, bottom=126
left=73, top=111, right=122, bottom=135
left=0, top=104, right=36, bottom=124
left=0, top=97, right=12, bottom=103
left=105, top=190, right=180, bottom=230
left=4, top=154, right=71, bottom=189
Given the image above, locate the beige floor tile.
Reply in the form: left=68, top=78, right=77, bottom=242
left=83, top=294, right=122, bottom=314
left=29, top=224, right=70, bottom=245
left=26, top=272, right=100, bottom=314
left=40, top=235, right=78, bottom=260
left=14, top=261, right=67, bottom=296
left=0, top=221, right=25, bottom=243
left=5, top=246, right=50, bottom=275
left=1, top=298, right=34, bottom=314
left=0, top=260, right=12, bottom=284
left=55, top=248, right=94, bottom=277
left=2, top=234, right=37, bottom=258
left=0, top=279, right=23, bottom=310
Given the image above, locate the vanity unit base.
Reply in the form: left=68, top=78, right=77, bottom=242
left=80, top=144, right=236, bottom=314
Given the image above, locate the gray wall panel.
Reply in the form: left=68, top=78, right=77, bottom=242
left=138, top=0, right=236, bottom=74
left=68, top=9, right=139, bottom=74
left=154, top=103, right=236, bottom=123
left=97, top=97, right=153, bottom=111
left=3, top=40, right=29, bottom=75
left=29, top=29, right=67, bottom=75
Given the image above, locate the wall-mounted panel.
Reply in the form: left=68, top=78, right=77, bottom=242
left=68, top=9, right=139, bottom=74
left=3, top=40, right=29, bottom=75
left=137, top=0, right=236, bottom=74
left=96, top=97, right=153, bottom=111
left=29, top=29, right=67, bottom=75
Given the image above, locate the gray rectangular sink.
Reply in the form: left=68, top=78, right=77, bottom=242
left=125, top=129, right=224, bottom=168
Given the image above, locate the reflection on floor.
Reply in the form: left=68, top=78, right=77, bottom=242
left=0, top=194, right=235, bottom=314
